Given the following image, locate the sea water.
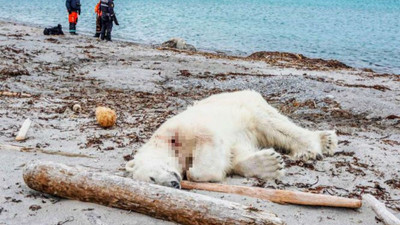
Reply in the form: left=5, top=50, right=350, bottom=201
left=0, top=0, right=399, bottom=74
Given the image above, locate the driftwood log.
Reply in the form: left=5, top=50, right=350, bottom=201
left=363, top=194, right=400, bottom=225
left=181, top=181, right=362, bottom=208
left=23, top=161, right=284, bottom=225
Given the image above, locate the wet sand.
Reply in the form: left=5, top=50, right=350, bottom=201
left=0, top=20, right=400, bottom=225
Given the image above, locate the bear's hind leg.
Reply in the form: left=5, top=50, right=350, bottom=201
left=232, top=148, right=284, bottom=180
left=232, top=92, right=337, bottom=160
left=255, top=109, right=338, bottom=160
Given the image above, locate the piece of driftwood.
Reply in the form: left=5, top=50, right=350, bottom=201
left=181, top=181, right=362, bottom=209
left=0, top=144, right=95, bottom=158
left=0, top=91, right=32, bottom=98
left=15, top=118, right=32, bottom=141
left=363, top=194, right=400, bottom=225
left=23, top=161, right=285, bottom=225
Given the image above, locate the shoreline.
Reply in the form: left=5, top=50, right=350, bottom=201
left=1, top=20, right=399, bottom=225
left=2, top=18, right=398, bottom=76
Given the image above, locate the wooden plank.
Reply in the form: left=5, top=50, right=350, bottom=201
left=181, top=181, right=362, bottom=209
left=15, top=118, right=31, bottom=141
left=363, top=194, right=400, bottom=225
left=0, top=91, right=32, bottom=98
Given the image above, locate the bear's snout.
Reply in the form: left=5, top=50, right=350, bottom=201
left=170, top=181, right=181, bottom=189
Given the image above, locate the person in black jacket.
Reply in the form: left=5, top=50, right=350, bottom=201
left=100, top=0, right=119, bottom=41
left=66, top=0, right=81, bottom=35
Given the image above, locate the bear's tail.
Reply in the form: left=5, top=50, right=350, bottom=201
left=125, top=160, right=135, bottom=172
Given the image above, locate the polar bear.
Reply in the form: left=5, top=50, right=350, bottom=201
left=126, top=90, right=337, bottom=188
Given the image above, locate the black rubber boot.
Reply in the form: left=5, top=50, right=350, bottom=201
left=106, top=33, right=112, bottom=42
left=69, top=23, right=77, bottom=35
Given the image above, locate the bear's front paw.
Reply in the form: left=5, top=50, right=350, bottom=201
left=291, top=130, right=338, bottom=160
left=235, top=148, right=285, bottom=180
left=319, top=130, right=338, bottom=156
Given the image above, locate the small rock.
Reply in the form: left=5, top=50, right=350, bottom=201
left=72, top=104, right=81, bottom=113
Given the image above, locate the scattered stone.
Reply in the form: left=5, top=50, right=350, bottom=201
left=72, top=104, right=82, bottom=113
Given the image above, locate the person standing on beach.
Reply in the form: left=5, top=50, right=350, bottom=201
left=94, top=1, right=102, bottom=38
left=66, top=0, right=81, bottom=35
left=100, top=0, right=119, bottom=41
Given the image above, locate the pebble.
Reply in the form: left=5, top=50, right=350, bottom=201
left=72, top=104, right=81, bottom=113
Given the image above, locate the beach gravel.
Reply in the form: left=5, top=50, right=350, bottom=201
left=0, top=20, right=399, bottom=225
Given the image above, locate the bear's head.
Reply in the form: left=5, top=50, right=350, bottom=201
left=125, top=152, right=182, bottom=189
left=125, top=124, right=196, bottom=189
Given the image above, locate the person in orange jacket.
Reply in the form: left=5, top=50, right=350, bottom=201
left=66, top=0, right=81, bottom=35
left=94, top=1, right=102, bottom=38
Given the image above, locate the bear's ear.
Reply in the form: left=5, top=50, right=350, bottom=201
left=125, top=160, right=136, bottom=172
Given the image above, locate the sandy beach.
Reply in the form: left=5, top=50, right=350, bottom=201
left=0, top=20, right=400, bottom=225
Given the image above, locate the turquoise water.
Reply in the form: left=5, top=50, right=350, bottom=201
left=1, top=0, right=399, bottom=74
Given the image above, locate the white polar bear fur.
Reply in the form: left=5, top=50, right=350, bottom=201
left=126, top=90, right=338, bottom=188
